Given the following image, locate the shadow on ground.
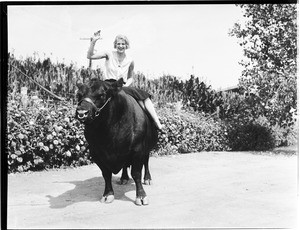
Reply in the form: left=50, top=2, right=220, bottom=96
left=46, top=176, right=136, bottom=209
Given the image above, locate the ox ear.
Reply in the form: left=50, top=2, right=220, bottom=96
left=108, top=78, right=124, bottom=96
left=112, top=78, right=125, bottom=90
left=116, top=78, right=125, bottom=87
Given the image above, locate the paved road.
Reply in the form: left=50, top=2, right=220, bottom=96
left=8, top=152, right=298, bottom=229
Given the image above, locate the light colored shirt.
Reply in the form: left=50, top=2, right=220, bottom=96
left=104, top=51, right=133, bottom=82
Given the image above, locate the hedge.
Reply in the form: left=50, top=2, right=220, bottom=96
left=155, top=105, right=230, bottom=155
left=7, top=94, right=90, bottom=173
left=7, top=95, right=231, bottom=173
left=7, top=94, right=296, bottom=173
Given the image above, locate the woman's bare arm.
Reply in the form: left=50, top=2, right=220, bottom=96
left=87, top=34, right=108, bottom=60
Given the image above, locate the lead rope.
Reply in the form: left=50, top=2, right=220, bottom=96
left=9, top=64, right=65, bottom=101
left=95, top=97, right=111, bottom=116
left=9, top=63, right=112, bottom=113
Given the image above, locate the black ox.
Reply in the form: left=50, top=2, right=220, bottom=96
left=75, top=78, right=158, bottom=206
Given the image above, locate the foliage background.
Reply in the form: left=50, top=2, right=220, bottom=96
left=229, top=4, right=297, bottom=128
left=6, top=52, right=297, bottom=173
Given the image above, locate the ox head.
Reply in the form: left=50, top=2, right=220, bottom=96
left=75, top=78, right=124, bottom=124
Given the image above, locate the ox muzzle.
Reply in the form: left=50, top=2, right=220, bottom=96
left=75, top=97, right=111, bottom=124
left=76, top=109, right=89, bottom=120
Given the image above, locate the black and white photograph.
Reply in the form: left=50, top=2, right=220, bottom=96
left=3, top=2, right=298, bottom=229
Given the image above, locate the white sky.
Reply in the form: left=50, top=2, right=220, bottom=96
left=7, top=4, right=245, bottom=90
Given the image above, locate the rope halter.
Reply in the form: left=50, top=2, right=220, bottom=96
left=78, top=97, right=111, bottom=118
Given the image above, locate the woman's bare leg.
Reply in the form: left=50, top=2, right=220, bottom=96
left=138, top=101, right=145, bottom=110
left=140, top=98, right=162, bottom=130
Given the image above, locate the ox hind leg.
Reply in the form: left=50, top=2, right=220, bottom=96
left=119, top=166, right=130, bottom=185
left=120, top=160, right=151, bottom=186
left=143, top=154, right=152, bottom=185
left=131, top=160, right=149, bottom=206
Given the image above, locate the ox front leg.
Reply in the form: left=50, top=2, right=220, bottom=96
left=131, top=163, right=149, bottom=206
left=100, top=167, right=115, bottom=203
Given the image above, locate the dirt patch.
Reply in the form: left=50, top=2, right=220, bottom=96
left=7, top=152, right=298, bottom=229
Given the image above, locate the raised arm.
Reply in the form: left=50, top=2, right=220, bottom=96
left=87, top=32, right=108, bottom=60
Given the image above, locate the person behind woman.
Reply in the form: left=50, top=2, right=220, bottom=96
left=87, top=32, right=163, bottom=130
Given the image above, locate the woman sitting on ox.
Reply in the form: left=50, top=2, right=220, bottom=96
left=87, top=31, right=163, bottom=130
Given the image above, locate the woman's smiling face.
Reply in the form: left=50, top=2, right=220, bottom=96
left=115, top=39, right=127, bottom=53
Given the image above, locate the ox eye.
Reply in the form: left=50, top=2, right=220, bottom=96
left=96, top=93, right=105, bottom=99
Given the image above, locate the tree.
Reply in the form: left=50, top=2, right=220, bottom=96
left=229, top=4, right=297, bottom=127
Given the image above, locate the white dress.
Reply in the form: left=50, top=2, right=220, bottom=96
left=104, top=51, right=133, bottom=83
left=104, top=51, right=151, bottom=100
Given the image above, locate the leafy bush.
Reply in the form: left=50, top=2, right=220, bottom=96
left=218, top=92, right=297, bottom=150
left=7, top=92, right=296, bottom=173
left=227, top=120, right=276, bottom=151
left=182, top=75, right=219, bottom=114
left=255, top=115, right=298, bottom=147
left=7, top=95, right=232, bottom=173
left=133, top=73, right=184, bottom=106
left=155, top=105, right=230, bottom=155
left=7, top=94, right=90, bottom=173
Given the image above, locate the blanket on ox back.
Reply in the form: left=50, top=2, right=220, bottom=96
left=75, top=78, right=158, bottom=205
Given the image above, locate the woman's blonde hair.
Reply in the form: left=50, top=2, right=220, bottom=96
left=113, top=35, right=130, bottom=49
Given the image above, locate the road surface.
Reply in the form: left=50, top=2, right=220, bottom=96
left=7, top=151, right=298, bottom=229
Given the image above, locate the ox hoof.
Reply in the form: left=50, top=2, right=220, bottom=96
left=100, top=195, right=114, bottom=203
left=118, top=179, right=129, bottom=185
left=144, top=179, right=152, bottom=185
left=135, top=196, right=149, bottom=206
